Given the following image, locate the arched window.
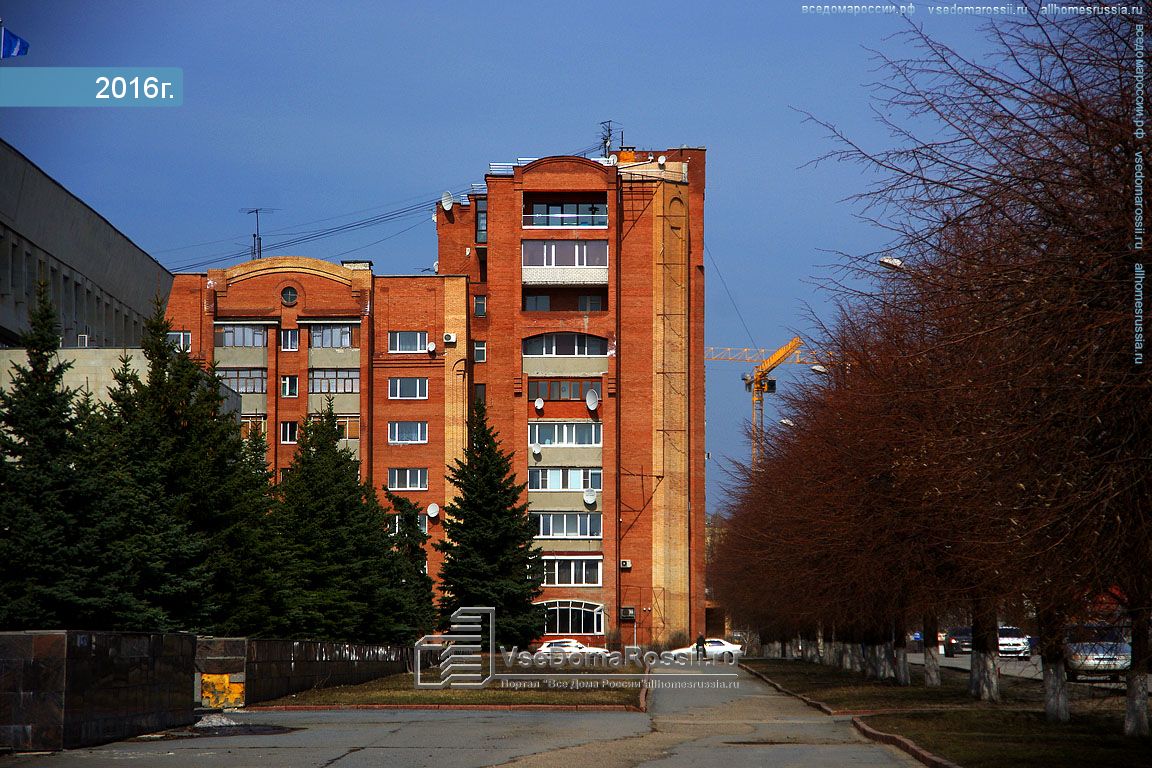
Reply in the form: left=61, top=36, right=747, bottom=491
left=539, top=600, right=604, bottom=635
left=522, top=333, right=608, bottom=356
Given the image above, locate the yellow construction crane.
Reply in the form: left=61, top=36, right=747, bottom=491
left=705, top=337, right=816, bottom=462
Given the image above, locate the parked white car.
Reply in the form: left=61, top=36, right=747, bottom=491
left=536, top=638, right=609, bottom=657
left=671, top=638, right=744, bottom=662
left=997, top=626, right=1031, bottom=658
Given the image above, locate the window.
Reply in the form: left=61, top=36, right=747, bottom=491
left=522, top=333, right=608, bottom=356
left=388, top=467, right=428, bottom=491
left=533, top=512, right=602, bottom=539
left=389, top=513, right=430, bottom=535
left=335, top=415, right=360, bottom=440
left=280, top=421, right=298, bottom=444
left=309, top=324, right=359, bottom=348
left=527, top=467, right=603, bottom=491
left=389, top=377, right=428, bottom=399
left=280, top=375, right=298, bottom=398
left=388, top=330, right=428, bottom=353
left=389, top=421, right=428, bottom=444
left=521, top=240, right=608, bottom=267
left=543, top=558, right=602, bottom=587
left=166, top=330, right=192, bottom=352
left=309, top=368, right=360, bottom=393
left=542, top=601, right=604, bottom=635
left=524, top=201, right=608, bottom=228
left=475, top=198, right=488, bottom=243
left=280, top=286, right=298, bottom=306
left=473, top=383, right=486, bottom=404
left=215, top=324, right=267, bottom=347
left=523, top=294, right=550, bottom=311
left=240, top=414, right=266, bottom=439
left=529, top=422, right=602, bottom=447
left=473, top=340, right=487, bottom=363
left=474, top=295, right=487, bottom=317
left=527, top=378, right=602, bottom=402
left=280, top=329, right=299, bottom=351
left=578, top=294, right=604, bottom=311
left=218, top=367, right=267, bottom=394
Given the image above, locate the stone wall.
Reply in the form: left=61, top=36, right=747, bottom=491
left=0, top=630, right=195, bottom=752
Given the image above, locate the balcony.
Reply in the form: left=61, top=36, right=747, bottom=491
left=522, top=267, right=609, bottom=286
left=523, top=211, right=608, bottom=228
left=523, top=199, right=608, bottom=229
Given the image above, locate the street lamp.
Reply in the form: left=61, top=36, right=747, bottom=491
left=779, top=418, right=795, bottom=427
left=878, top=256, right=904, bottom=270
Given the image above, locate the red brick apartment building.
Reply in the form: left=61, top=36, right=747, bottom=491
left=167, top=147, right=706, bottom=646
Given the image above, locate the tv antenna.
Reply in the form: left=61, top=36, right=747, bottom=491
left=599, top=120, right=615, bottom=157
left=241, top=207, right=278, bottom=259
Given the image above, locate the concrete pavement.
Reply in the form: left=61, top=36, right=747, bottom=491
left=6, top=664, right=921, bottom=768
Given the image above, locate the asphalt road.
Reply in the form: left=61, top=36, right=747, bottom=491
left=6, top=664, right=920, bottom=768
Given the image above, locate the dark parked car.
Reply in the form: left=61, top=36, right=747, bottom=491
left=943, top=627, right=972, bottom=657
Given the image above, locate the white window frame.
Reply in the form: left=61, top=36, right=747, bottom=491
left=474, top=340, right=487, bottom=363
left=167, top=330, right=192, bottom=352
left=309, top=324, right=357, bottom=349
left=533, top=512, right=603, bottom=539
left=279, top=421, right=298, bottom=445
left=219, top=367, right=267, bottom=394
left=280, top=328, right=299, bottom=351
left=529, top=422, right=602, bottom=447
left=521, top=333, right=608, bottom=357
left=309, top=368, right=360, bottom=394
left=521, top=240, right=609, bottom=267
left=388, top=421, right=428, bottom=444
left=543, top=557, right=602, bottom=587
left=215, top=324, right=267, bottom=348
left=474, top=295, right=487, bottom=317
left=280, top=375, right=298, bottom=398
left=388, top=330, right=429, bottom=353
left=388, top=467, right=428, bottom=491
left=388, top=377, right=429, bottom=399
left=528, top=467, right=603, bottom=491
left=540, top=600, right=605, bottom=635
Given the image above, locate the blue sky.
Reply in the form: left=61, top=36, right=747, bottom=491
left=0, top=1, right=995, bottom=514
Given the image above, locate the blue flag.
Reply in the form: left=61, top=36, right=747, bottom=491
left=1, top=28, right=29, bottom=59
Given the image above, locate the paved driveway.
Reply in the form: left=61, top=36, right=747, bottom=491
left=7, top=665, right=919, bottom=768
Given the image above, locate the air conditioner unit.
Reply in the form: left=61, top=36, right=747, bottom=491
left=619, top=559, right=633, bottom=570
left=619, top=606, right=636, bottom=621
left=443, top=332, right=457, bottom=344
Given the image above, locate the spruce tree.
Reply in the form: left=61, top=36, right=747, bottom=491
left=435, top=400, right=543, bottom=647
left=385, top=490, right=437, bottom=641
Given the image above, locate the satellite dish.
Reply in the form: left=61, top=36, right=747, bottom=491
left=534, top=397, right=544, bottom=410
left=426, top=341, right=437, bottom=353
left=583, top=489, right=597, bottom=505
left=657, top=155, right=667, bottom=167
left=433, top=261, right=438, bottom=272
left=585, top=388, right=600, bottom=411
left=606, top=154, right=618, bottom=166
left=426, top=503, right=440, bottom=518
left=531, top=443, right=541, bottom=455
left=440, top=191, right=454, bottom=211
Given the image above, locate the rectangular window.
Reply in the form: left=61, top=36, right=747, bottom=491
left=543, top=557, right=602, bottom=587
left=309, top=324, right=358, bottom=348
left=523, top=199, right=607, bottom=227
left=389, top=421, right=428, bottom=444
left=475, top=198, right=488, bottom=243
left=528, top=467, right=603, bottom=491
left=280, top=421, right=298, bottom=444
left=527, top=378, right=602, bottom=402
left=521, top=333, right=607, bottom=357
left=389, top=330, right=428, bottom=353
left=523, top=294, right=550, bottom=311
left=166, top=330, right=192, bottom=351
left=388, top=377, right=428, bottom=399
left=218, top=367, right=267, bottom=394
left=474, top=295, right=487, bottom=317
left=309, top=368, right=360, bottom=394
left=533, top=512, right=603, bottom=539
left=280, top=375, right=298, bottom=398
left=473, top=383, right=486, bottom=404
left=214, top=324, right=267, bottom=348
left=578, top=294, right=604, bottom=312
left=473, top=340, right=487, bottom=363
left=388, top=467, right=428, bottom=491
left=335, top=415, right=361, bottom=440
left=521, top=241, right=609, bottom=267
left=240, top=414, right=266, bottom=439
left=529, top=422, right=602, bottom=447
left=280, top=328, right=299, bottom=351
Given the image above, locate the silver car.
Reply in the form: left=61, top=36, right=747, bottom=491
left=1065, top=625, right=1131, bottom=682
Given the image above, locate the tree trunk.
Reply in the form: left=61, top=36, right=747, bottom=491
left=969, top=597, right=1001, bottom=702
left=894, top=614, right=910, bottom=686
left=1125, top=604, right=1149, bottom=737
left=1037, top=602, right=1069, bottom=723
left=923, top=613, right=941, bottom=687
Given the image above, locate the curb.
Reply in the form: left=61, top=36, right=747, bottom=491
left=738, top=662, right=961, bottom=768
left=246, top=703, right=642, bottom=712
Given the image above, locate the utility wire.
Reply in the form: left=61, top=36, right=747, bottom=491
left=704, top=241, right=760, bottom=352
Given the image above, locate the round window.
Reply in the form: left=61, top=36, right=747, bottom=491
left=281, top=287, right=298, bottom=305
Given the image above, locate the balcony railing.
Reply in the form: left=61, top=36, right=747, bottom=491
left=523, top=212, right=608, bottom=228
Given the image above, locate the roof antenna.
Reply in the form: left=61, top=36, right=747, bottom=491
left=241, top=207, right=278, bottom=259
left=599, top=120, right=614, bottom=157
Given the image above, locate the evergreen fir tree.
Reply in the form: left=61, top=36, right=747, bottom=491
left=385, top=490, right=437, bottom=641
left=435, top=400, right=543, bottom=647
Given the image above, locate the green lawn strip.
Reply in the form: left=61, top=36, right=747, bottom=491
left=254, top=669, right=641, bottom=708
left=861, top=710, right=1152, bottom=768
